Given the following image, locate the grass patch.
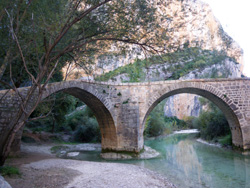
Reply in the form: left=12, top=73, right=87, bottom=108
left=218, top=134, right=232, bottom=146
left=0, top=166, right=21, bottom=176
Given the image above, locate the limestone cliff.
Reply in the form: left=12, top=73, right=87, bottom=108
left=151, top=0, right=243, bottom=68
left=63, top=0, right=243, bottom=79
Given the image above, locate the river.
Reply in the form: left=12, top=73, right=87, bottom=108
left=68, top=132, right=250, bottom=188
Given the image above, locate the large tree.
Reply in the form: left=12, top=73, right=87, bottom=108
left=0, top=0, right=164, bottom=165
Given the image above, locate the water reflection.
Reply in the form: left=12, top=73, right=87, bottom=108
left=144, top=133, right=250, bottom=188
left=67, top=133, right=250, bottom=188
left=171, top=140, right=203, bottom=184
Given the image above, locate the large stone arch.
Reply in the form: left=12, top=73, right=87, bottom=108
left=141, top=81, right=244, bottom=148
left=41, top=81, right=118, bottom=150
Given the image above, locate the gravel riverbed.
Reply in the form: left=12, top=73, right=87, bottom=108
left=4, top=143, right=176, bottom=188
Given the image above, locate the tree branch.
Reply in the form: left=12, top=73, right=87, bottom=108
left=46, top=0, right=112, bottom=62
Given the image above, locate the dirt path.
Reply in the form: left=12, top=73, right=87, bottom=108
left=4, top=144, right=175, bottom=188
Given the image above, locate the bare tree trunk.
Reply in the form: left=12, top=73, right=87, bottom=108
left=0, top=121, right=25, bottom=166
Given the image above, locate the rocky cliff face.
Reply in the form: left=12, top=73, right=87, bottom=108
left=63, top=0, right=243, bottom=80
left=152, top=0, right=243, bottom=68
left=164, top=94, right=201, bottom=119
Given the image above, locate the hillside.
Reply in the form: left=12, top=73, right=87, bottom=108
left=63, top=0, right=243, bottom=80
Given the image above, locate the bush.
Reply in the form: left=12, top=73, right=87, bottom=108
left=0, top=166, right=20, bottom=176
left=145, top=115, right=166, bottom=137
left=218, top=134, right=232, bottom=146
left=192, top=102, right=231, bottom=141
left=144, top=100, right=187, bottom=137
left=164, top=116, right=189, bottom=130
left=27, top=93, right=82, bottom=133
left=73, top=117, right=101, bottom=143
left=66, top=110, right=85, bottom=131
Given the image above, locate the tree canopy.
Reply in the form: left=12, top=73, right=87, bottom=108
left=0, top=0, right=163, bottom=88
left=0, top=0, right=165, bottom=165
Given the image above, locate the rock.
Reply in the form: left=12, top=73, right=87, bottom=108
left=100, top=146, right=160, bottom=160
left=60, top=151, right=67, bottom=155
left=67, top=152, right=80, bottom=157
left=101, top=152, right=133, bottom=160
left=61, top=0, right=243, bottom=80
left=138, top=146, right=161, bottom=159
left=70, top=143, right=102, bottom=151
left=164, top=94, right=202, bottom=119
left=0, top=175, right=12, bottom=188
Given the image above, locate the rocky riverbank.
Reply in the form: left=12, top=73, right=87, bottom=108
left=3, top=143, right=175, bottom=188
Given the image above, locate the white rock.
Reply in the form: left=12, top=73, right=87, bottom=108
left=67, top=152, right=80, bottom=157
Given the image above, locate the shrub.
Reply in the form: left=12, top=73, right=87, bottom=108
left=0, top=166, right=20, bottom=176
left=218, top=134, right=232, bottom=146
left=73, top=117, right=101, bottom=143
left=144, top=100, right=179, bottom=137
left=192, top=102, right=231, bottom=141
left=66, top=110, right=85, bottom=131
left=145, top=115, right=166, bottom=137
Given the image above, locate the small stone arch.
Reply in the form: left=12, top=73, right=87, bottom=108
left=142, top=81, right=244, bottom=148
left=41, top=81, right=117, bottom=150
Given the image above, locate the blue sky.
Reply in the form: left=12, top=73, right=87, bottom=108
left=202, top=0, right=250, bottom=76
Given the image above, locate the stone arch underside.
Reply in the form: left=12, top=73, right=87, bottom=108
left=142, top=86, right=244, bottom=148
left=42, top=87, right=117, bottom=150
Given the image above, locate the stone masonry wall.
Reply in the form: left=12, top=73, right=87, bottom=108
left=1, top=78, right=250, bottom=154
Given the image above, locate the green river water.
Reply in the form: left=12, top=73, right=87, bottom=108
left=68, top=133, right=250, bottom=188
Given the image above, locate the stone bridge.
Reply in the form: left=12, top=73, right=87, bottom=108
left=1, top=78, right=250, bottom=155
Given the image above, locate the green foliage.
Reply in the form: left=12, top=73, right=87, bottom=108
left=144, top=100, right=188, bottom=137
left=73, top=117, right=100, bottom=143
left=122, top=99, right=129, bottom=104
left=0, top=166, right=20, bottom=176
left=27, top=93, right=101, bottom=144
left=27, top=93, right=80, bottom=133
left=183, top=116, right=195, bottom=129
left=65, top=110, right=84, bottom=132
left=95, top=58, right=148, bottom=82
left=165, top=116, right=189, bottom=129
left=95, top=47, right=232, bottom=82
left=0, top=0, right=161, bottom=89
left=64, top=106, right=101, bottom=143
left=218, top=134, right=232, bottom=146
left=192, top=101, right=231, bottom=141
left=0, top=0, right=69, bottom=88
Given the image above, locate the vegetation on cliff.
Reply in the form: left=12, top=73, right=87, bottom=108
left=95, top=47, right=236, bottom=82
